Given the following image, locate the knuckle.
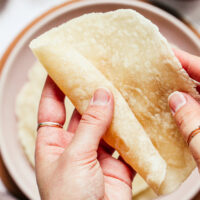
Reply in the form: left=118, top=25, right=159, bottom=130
left=176, top=109, right=189, bottom=130
left=175, top=107, right=200, bottom=139
left=176, top=112, right=185, bottom=129
left=81, top=108, right=108, bottom=126
left=65, top=147, right=96, bottom=164
left=175, top=107, right=187, bottom=127
left=65, top=147, right=79, bottom=161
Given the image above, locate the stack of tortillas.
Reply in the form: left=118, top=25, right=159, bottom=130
left=29, top=9, right=200, bottom=195
left=16, top=63, right=74, bottom=165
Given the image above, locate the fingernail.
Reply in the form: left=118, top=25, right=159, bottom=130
left=91, top=88, right=111, bottom=105
left=168, top=91, right=186, bottom=115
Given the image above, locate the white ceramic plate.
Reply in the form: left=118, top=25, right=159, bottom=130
left=0, top=0, right=199, bottom=199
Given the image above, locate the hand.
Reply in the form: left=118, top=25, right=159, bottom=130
left=168, top=48, right=200, bottom=170
left=35, top=77, right=135, bottom=200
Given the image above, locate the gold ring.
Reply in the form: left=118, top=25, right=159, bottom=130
left=187, top=127, right=200, bottom=146
left=37, top=122, right=63, bottom=131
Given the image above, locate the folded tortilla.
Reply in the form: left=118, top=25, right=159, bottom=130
left=17, top=63, right=151, bottom=198
left=30, top=9, right=199, bottom=195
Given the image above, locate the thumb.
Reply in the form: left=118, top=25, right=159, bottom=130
left=68, top=88, right=114, bottom=154
left=168, top=91, right=200, bottom=169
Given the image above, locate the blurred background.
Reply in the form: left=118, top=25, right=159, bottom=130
left=0, top=0, right=199, bottom=199
left=0, top=0, right=200, bottom=57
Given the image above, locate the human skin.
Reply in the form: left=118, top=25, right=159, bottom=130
left=35, top=48, right=200, bottom=200
left=35, top=79, right=135, bottom=200
left=168, top=48, right=200, bottom=170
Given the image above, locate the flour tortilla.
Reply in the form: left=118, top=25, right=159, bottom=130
left=30, top=9, right=199, bottom=194
left=16, top=63, right=152, bottom=198
left=133, top=188, right=157, bottom=200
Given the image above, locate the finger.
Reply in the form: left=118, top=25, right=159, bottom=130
left=173, top=48, right=200, bottom=82
left=67, top=109, right=81, bottom=133
left=168, top=91, right=200, bottom=169
left=36, top=76, right=69, bottom=166
left=38, top=76, right=66, bottom=125
left=66, top=88, right=114, bottom=155
left=118, top=156, right=135, bottom=178
left=98, top=147, right=135, bottom=188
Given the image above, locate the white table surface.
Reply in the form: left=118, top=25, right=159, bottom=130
left=0, top=0, right=199, bottom=199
